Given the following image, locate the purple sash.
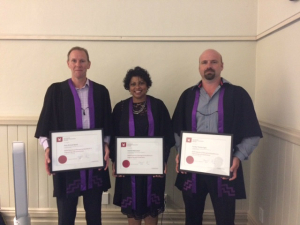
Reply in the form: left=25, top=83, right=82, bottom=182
left=68, top=79, right=95, bottom=191
left=191, top=86, right=225, bottom=194
left=129, top=97, right=154, bottom=210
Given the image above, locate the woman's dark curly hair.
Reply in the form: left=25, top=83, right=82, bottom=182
left=123, top=66, right=152, bottom=90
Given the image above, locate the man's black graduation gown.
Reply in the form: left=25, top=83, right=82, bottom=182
left=35, top=79, right=112, bottom=198
left=172, top=82, right=262, bottom=199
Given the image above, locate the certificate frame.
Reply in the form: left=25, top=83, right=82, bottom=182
left=115, top=137, right=164, bottom=175
left=179, top=131, right=233, bottom=177
left=50, top=129, right=104, bottom=173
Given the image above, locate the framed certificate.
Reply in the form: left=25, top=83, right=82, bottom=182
left=115, top=137, right=164, bottom=175
left=179, top=131, right=233, bottom=177
left=50, top=129, right=104, bottom=173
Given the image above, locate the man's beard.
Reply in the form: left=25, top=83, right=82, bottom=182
left=204, top=69, right=215, bottom=80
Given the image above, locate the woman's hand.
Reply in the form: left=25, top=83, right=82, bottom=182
left=99, top=143, right=110, bottom=171
left=175, top=153, right=187, bottom=174
left=153, top=163, right=167, bottom=178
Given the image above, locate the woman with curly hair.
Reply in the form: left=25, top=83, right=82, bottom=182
left=110, top=66, right=175, bottom=225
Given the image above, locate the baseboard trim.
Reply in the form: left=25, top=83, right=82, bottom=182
left=0, top=208, right=248, bottom=225
left=247, top=213, right=262, bottom=225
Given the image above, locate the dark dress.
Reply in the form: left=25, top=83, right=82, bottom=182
left=110, top=95, right=175, bottom=219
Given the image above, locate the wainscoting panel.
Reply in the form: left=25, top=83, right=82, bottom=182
left=0, top=119, right=251, bottom=224
left=249, top=122, right=300, bottom=225
left=0, top=125, right=9, bottom=207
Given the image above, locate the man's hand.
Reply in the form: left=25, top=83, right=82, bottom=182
left=112, top=162, right=124, bottom=178
left=45, top=148, right=52, bottom=176
left=229, top=157, right=240, bottom=181
left=112, top=162, right=117, bottom=177
left=175, top=153, right=180, bottom=173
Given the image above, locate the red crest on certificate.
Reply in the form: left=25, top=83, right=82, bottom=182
left=122, top=160, right=130, bottom=168
left=57, top=137, right=63, bottom=142
left=121, top=142, right=126, bottom=147
left=186, top=156, right=194, bottom=164
left=58, top=155, right=67, bottom=164
left=186, top=137, right=192, bottom=142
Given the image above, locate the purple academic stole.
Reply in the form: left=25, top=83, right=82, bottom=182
left=129, top=97, right=154, bottom=210
left=191, top=86, right=225, bottom=194
left=68, top=79, right=95, bottom=192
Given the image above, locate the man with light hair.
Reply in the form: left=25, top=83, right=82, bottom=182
left=35, top=46, right=112, bottom=225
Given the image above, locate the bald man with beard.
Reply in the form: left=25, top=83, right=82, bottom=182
left=172, top=49, right=262, bottom=225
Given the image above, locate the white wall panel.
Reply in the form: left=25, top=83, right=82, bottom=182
left=282, top=141, right=293, bottom=225
left=0, top=122, right=250, bottom=224
left=288, top=144, right=300, bottom=225
left=250, top=127, right=300, bottom=225
left=7, top=126, right=17, bottom=207
left=27, top=126, right=39, bottom=208
left=0, top=126, right=9, bottom=207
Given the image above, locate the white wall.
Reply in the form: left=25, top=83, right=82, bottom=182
left=0, top=41, right=256, bottom=224
left=249, top=125, right=300, bottom=225
left=0, top=0, right=258, bottom=118
left=249, top=1, right=300, bottom=225
left=257, top=0, right=300, bottom=35
left=1, top=0, right=257, bottom=37
left=7, top=0, right=300, bottom=224
left=0, top=41, right=257, bottom=117
left=255, top=20, right=300, bottom=130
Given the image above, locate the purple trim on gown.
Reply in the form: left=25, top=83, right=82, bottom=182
left=68, top=79, right=96, bottom=192
left=128, top=97, right=154, bottom=210
left=191, top=86, right=226, bottom=195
